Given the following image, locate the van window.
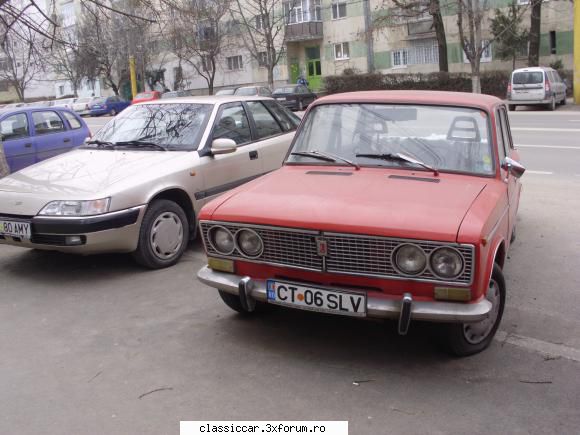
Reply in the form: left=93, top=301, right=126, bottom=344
left=513, top=72, right=544, bottom=85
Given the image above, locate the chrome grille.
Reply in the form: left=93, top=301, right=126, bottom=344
left=200, top=221, right=474, bottom=285
left=200, top=222, right=322, bottom=270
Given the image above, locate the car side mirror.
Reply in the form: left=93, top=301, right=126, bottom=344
left=502, top=157, right=526, bottom=179
left=211, top=138, right=237, bottom=155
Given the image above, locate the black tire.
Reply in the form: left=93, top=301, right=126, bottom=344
left=444, top=264, right=506, bottom=357
left=132, top=199, right=189, bottom=269
left=508, top=105, right=516, bottom=112
left=561, top=96, right=567, bottom=106
left=110, top=109, right=117, bottom=116
left=510, top=226, right=516, bottom=244
left=298, top=99, right=304, bottom=111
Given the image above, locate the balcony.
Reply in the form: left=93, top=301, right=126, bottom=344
left=285, top=21, right=323, bottom=42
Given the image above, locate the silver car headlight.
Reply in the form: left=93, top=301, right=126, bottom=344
left=236, top=229, right=263, bottom=258
left=394, top=244, right=427, bottom=275
left=39, top=198, right=111, bottom=216
left=208, top=226, right=235, bottom=255
left=430, top=247, right=464, bottom=279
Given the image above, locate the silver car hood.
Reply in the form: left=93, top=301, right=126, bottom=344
left=0, top=149, right=186, bottom=199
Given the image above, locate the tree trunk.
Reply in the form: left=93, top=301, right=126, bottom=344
left=267, top=65, right=274, bottom=89
left=512, top=54, right=516, bottom=71
left=431, top=0, right=448, bottom=72
left=471, top=61, right=481, bottom=93
left=0, top=143, right=9, bottom=178
left=528, top=0, right=542, bottom=67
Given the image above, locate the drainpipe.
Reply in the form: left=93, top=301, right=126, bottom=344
left=363, top=0, right=374, bottom=73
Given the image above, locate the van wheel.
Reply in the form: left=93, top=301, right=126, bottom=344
left=443, top=264, right=506, bottom=357
left=110, top=109, right=117, bottom=116
left=547, top=98, right=556, bottom=111
left=508, top=105, right=516, bottom=112
left=133, top=199, right=189, bottom=269
left=561, top=96, right=567, bottom=106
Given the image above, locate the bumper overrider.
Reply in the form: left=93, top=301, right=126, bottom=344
left=0, top=206, right=146, bottom=254
left=197, top=266, right=493, bottom=335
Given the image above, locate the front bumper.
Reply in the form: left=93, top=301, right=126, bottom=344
left=89, top=108, right=108, bottom=116
left=0, top=206, right=145, bottom=254
left=508, top=98, right=551, bottom=105
left=197, top=266, right=492, bottom=324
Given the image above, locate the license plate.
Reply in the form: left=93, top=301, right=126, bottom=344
left=266, top=280, right=366, bottom=317
left=0, top=219, right=31, bottom=238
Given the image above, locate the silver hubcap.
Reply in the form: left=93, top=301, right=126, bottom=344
left=149, top=212, right=184, bottom=260
left=463, top=279, right=501, bottom=344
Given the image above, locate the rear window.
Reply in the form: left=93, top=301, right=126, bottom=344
left=275, top=87, right=297, bottom=94
left=235, top=88, right=258, bottom=96
left=513, top=71, right=544, bottom=85
left=62, top=111, right=82, bottom=129
left=76, top=98, right=91, bottom=103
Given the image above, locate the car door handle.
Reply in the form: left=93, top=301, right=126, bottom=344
left=24, top=143, right=32, bottom=148
left=249, top=150, right=258, bottom=160
left=63, top=138, right=71, bottom=143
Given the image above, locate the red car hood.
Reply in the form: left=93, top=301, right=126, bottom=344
left=207, top=166, right=488, bottom=242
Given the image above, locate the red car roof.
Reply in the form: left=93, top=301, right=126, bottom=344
left=313, top=90, right=502, bottom=112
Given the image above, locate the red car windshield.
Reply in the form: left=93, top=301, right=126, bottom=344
left=289, top=103, right=494, bottom=176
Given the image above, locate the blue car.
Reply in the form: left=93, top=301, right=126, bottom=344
left=0, top=107, right=90, bottom=173
left=88, top=96, right=131, bottom=116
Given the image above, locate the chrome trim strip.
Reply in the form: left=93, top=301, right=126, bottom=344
left=197, top=266, right=491, bottom=323
left=200, top=220, right=320, bottom=235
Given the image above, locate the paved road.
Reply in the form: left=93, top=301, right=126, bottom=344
left=1, top=111, right=579, bottom=434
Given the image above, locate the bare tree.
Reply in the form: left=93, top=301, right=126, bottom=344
left=0, top=24, right=42, bottom=101
left=374, top=0, right=448, bottom=72
left=164, top=0, right=232, bottom=95
left=230, top=0, right=291, bottom=89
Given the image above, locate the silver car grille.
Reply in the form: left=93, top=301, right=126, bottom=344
left=200, top=222, right=474, bottom=285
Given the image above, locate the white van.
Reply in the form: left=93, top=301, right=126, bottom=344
left=507, top=67, right=567, bottom=111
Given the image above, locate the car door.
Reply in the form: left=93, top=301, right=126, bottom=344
left=61, top=110, right=89, bottom=147
left=245, top=100, right=294, bottom=170
left=497, top=106, right=521, bottom=237
left=0, top=112, right=36, bottom=172
left=31, top=109, right=72, bottom=162
left=196, top=102, right=265, bottom=206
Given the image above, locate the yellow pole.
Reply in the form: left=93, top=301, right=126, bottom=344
left=574, top=0, right=580, bottom=104
left=129, top=55, right=138, bottom=99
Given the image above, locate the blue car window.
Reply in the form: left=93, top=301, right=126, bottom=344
left=0, top=113, right=30, bottom=140
left=62, top=111, right=82, bottom=129
left=32, top=111, right=66, bottom=135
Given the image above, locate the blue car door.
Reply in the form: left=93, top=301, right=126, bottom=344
left=31, top=109, right=73, bottom=162
left=0, top=111, right=36, bottom=172
left=60, top=110, right=90, bottom=147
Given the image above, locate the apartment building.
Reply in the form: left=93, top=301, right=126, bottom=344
left=45, top=0, right=575, bottom=97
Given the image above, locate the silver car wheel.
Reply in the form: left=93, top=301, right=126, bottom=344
left=462, top=279, right=501, bottom=345
left=149, top=211, right=184, bottom=260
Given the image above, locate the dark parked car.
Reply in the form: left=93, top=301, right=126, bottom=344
left=272, top=85, right=317, bottom=111
left=0, top=107, right=90, bottom=173
left=89, top=96, right=131, bottom=116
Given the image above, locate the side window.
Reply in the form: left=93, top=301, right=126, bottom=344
left=212, top=103, right=252, bottom=145
left=32, top=111, right=66, bottom=135
left=498, top=107, right=513, bottom=153
left=263, top=100, right=300, bottom=131
left=62, top=111, right=82, bottom=129
left=495, top=110, right=507, bottom=163
left=247, top=101, right=283, bottom=139
left=0, top=113, right=29, bottom=140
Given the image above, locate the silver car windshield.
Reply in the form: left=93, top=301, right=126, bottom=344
left=91, top=103, right=212, bottom=151
left=288, top=104, right=494, bottom=176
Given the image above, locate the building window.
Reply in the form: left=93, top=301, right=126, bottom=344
left=334, top=42, right=350, bottom=60
left=58, top=85, right=65, bottom=95
left=392, top=49, right=408, bottom=67
left=284, top=0, right=321, bottom=24
left=463, top=40, right=492, bottom=63
left=516, top=0, right=530, bottom=4
left=408, top=39, right=438, bottom=65
left=258, top=52, right=268, bottom=67
left=227, top=55, right=243, bottom=71
left=331, top=2, right=347, bottom=20
left=256, top=14, right=265, bottom=30
left=549, top=31, right=556, bottom=54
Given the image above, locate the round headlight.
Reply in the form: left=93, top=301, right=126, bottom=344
left=208, top=226, right=235, bottom=255
left=236, top=229, right=263, bottom=258
left=394, top=244, right=427, bottom=275
left=430, top=247, right=464, bottom=279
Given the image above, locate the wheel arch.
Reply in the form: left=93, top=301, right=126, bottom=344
left=148, top=188, right=197, bottom=239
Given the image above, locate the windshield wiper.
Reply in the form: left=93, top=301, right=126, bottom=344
left=113, top=140, right=167, bottom=151
left=83, top=139, right=115, bottom=149
left=356, top=152, right=439, bottom=176
left=291, top=150, right=360, bottom=170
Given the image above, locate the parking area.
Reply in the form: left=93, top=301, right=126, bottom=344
left=1, top=111, right=580, bottom=434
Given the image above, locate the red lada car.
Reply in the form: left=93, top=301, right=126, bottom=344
left=197, top=91, right=525, bottom=356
